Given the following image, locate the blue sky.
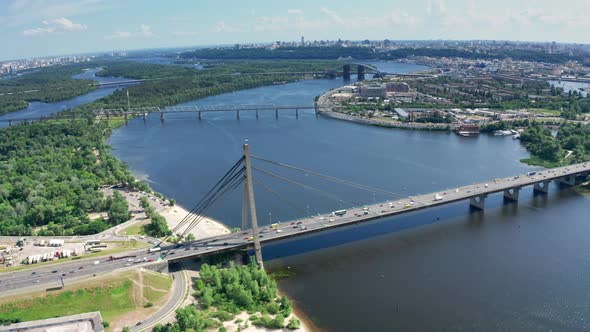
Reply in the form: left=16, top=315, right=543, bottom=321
left=1, top=0, right=589, bottom=60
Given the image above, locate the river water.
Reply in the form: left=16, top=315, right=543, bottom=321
left=107, top=62, right=590, bottom=331
left=0, top=68, right=129, bottom=127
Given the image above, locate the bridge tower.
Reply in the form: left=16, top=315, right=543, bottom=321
left=357, top=65, right=366, bottom=81
left=242, top=144, right=265, bottom=269
left=343, top=64, right=351, bottom=80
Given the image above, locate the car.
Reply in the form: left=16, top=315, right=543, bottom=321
left=125, top=263, right=132, bottom=267
left=169, top=252, right=175, bottom=255
left=329, top=218, right=334, bottom=222
left=61, top=273, right=66, bottom=277
left=296, top=221, right=302, bottom=225
left=223, top=242, right=228, bottom=245
left=147, top=259, right=154, bottom=262
left=52, top=270, right=58, bottom=273
left=31, top=271, right=36, bottom=275
left=78, top=266, right=84, bottom=270
left=276, top=229, right=283, bottom=233
left=207, top=246, right=212, bottom=249
left=69, top=271, right=74, bottom=274
left=403, top=203, right=411, bottom=209
left=33, top=280, right=39, bottom=283
left=93, top=261, right=100, bottom=265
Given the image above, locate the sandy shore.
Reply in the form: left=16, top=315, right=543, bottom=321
left=160, top=204, right=231, bottom=240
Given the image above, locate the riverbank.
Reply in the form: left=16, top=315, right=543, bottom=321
left=160, top=204, right=231, bottom=239
left=315, top=87, right=455, bottom=131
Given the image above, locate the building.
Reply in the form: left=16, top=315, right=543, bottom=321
left=360, top=84, right=387, bottom=98
left=386, top=82, right=410, bottom=93
left=0, top=312, right=104, bottom=332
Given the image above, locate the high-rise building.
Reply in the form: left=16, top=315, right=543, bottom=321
left=301, top=36, right=305, bottom=47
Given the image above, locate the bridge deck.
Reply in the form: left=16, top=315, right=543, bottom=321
left=165, top=161, right=590, bottom=261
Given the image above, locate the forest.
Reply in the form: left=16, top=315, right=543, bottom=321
left=0, top=120, right=133, bottom=235
left=0, top=64, right=99, bottom=115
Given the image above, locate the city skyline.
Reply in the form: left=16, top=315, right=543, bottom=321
left=2, top=0, right=590, bottom=61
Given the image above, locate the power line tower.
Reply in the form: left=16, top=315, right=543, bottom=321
left=242, top=144, right=264, bottom=269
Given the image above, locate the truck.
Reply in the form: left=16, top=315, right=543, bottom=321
left=331, top=209, right=347, bottom=216
left=148, top=247, right=161, bottom=253
left=108, top=254, right=137, bottom=261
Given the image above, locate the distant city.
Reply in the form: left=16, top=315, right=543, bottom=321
left=3, top=38, right=590, bottom=78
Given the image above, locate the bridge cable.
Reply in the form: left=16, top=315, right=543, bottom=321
left=178, top=169, right=245, bottom=239
left=253, top=178, right=327, bottom=228
left=252, top=166, right=361, bottom=207
left=251, top=155, right=405, bottom=198
left=169, top=157, right=244, bottom=236
left=156, top=157, right=244, bottom=246
left=173, top=166, right=245, bottom=238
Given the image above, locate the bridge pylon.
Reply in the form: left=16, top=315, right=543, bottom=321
left=242, top=144, right=264, bottom=269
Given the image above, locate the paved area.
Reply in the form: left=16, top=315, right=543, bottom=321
left=0, top=312, right=104, bottom=332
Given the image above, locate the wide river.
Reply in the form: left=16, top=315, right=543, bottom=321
left=0, top=68, right=129, bottom=127
left=102, top=62, right=588, bottom=331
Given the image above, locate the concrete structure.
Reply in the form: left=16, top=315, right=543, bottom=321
left=360, top=84, right=387, bottom=98
left=0, top=312, right=104, bottom=332
left=386, top=82, right=410, bottom=92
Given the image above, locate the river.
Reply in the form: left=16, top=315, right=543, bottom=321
left=0, top=68, right=130, bottom=127
left=107, top=62, right=590, bottom=331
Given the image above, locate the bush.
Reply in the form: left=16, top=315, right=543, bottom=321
left=102, top=321, right=109, bottom=328
left=144, top=302, right=154, bottom=308
left=287, top=318, right=301, bottom=330
left=219, top=327, right=227, bottom=332
left=210, top=310, right=234, bottom=322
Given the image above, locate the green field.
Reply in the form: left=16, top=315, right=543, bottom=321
left=0, top=270, right=172, bottom=324
left=119, top=221, right=148, bottom=236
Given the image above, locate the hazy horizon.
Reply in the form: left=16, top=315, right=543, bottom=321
left=2, top=0, right=590, bottom=61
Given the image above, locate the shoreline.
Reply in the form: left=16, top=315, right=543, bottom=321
left=315, top=86, right=456, bottom=132
left=159, top=203, right=232, bottom=239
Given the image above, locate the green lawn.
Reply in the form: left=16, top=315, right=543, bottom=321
left=0, top=279, right=135, bottom=322
left=0, top=270, right=173, bottom=324
left=119, top=220, right=148, bottom=236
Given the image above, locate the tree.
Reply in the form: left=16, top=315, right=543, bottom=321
left=106, top=191, right=129, bottom=225
left=144, top=213, right=169, bottom=237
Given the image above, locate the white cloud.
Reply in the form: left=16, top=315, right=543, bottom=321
left=23, top=17, right=86, bottom=36
left=320, top=7, right=344, bottom=24
left=104, top=24, right=153, bottom=39
left=287, top=9, right=303, bottom=15
left=211, top=21, right=242, bottom=33
left=6, top=0, right=115, bottom=27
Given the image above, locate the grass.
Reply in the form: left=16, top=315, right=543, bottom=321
left=0, top=276, right=135, bottom=323
left=118, top=220, right=148, bottom=236
left=520, top=156, right=562, bottom=168
left=1, top=240, right=150, bottom=272
left=0, top=269, right=173, bottom=326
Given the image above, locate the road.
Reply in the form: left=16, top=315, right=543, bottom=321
left=133, top=269, right=187, bottom=332
left=1, top=162, right=588, bottom=294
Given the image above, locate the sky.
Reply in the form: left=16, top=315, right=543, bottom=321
left=2, top=0, right=590, bottom=61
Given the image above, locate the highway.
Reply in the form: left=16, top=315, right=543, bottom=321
left=1, top=161, right=588, bottom=294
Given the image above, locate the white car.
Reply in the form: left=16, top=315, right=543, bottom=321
left=93, top=261, right=100, bottom=265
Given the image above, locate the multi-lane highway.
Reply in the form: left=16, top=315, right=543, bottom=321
left=1, top=162, right=588, bottom=294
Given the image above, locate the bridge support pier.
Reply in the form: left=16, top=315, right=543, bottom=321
left=8, top=120, right=11, bottom=127
left=256, top=110, right=259, bottom=119
left=160, top=112, right=165, bottom=123
left=557, top=175, right=576, bottom=186
left=469, top=194, right=487, bottom=210
left=124, top=113, right=128, bottom=125
left=198, top=111, right=202, bottom=120
left=533, top=180, right=551, bottom=194
left=275, top=109, right=278, bottom=119
left=143, top=112, right=147, bottom=121
left=236, top=110, right=240, bottom=120
left=503, top=187, right=520, bottom=202
left=296, top=109, right=299, bottom=119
